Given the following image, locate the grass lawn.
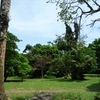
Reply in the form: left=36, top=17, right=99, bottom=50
left=4, top=74, right=100, bottom=100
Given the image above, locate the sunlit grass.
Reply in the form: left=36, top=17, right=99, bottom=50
left=4, top=74, right=100, bottom=100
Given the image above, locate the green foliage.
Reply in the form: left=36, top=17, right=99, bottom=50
left=6, top=32, right=21, bottom=50
left=24, top=44, right=60, bottom=63
left=88, top=38, right=100, bottom=74
left=55, top=23, right=80, bottom=52
left=5, top=32, right=21, bottom=81
left=5, top=32, right=31, bottom=81
left=58, top=1, right=76, bottom=23
left=63, top=47, right=97, bottom=80
left=16, top=54, right=32, bottom=81
left=32, top=55, right=51, bottom=78
left=24, top=44, right=60, bottom=78
left=50, top=57, right=67, bottom=77
left=54, top=34, right=67, bottom=52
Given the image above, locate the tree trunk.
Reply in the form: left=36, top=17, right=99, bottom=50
left=41, top=68, right=44, bottom=78
left=0, top=41, right=6, bottom=93
left=0, top=0, right=11, bottom=93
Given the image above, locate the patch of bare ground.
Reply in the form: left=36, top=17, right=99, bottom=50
left=5, top=89, right=86, bottom=93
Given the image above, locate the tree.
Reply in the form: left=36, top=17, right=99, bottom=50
left=24, top=44, right=60, bottom=63
left=88, top=38, right=100, bottom=76
left=4, top=32, right=20, bottom=81
left=54, top=34, right=67, bottom=53
left=0, top=0, right=11, bottom=93
left=55, top=22, right=80, bottom=52
left=63, top=47, right=97, bottom=80
left=32, top=55, right=50, bottom=78
left=50, top=57, right=67, bottom=78
left=48, top=0, right=100, bottom=27
left=24, top=44, right=60, bottom=78
left=54, top=23, right=87, bottom=80
left=16, top=54, right=32, bottom=81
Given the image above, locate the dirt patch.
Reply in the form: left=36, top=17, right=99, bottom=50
left=5, top=89, right=86, bottom=93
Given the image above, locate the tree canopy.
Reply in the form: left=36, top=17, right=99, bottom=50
left=88, top=38, right=100, bottom=75
left=4, top=32, right=20, bottom=81
left=5, top=32, right=31, bottom=81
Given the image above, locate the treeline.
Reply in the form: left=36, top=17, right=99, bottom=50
left=5, top=25, right=100, bottom=81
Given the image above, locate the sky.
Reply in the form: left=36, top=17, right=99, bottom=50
left=8, top=0, right=100, bottom=53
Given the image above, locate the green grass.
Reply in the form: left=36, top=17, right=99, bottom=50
left=4, top=74, right=100, bottom=100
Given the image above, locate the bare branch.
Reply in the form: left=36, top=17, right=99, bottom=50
left=49, top=0, right=100, bottom=27
left=87, top=18, right=100, bottom=27
left=92, top=0, right=100, bottom=7
left=84, top=0, right=93, bottom=11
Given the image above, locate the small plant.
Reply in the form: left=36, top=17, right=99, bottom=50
left=94, top=92, right=100, bottom=100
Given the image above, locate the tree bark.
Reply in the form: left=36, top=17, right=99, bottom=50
left=0, top=0, right=11, bottom=93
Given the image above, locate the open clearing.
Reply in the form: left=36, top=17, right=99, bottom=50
left=4, top=74, right=100, bottom=100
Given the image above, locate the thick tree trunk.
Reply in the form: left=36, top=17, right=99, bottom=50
left=0, top=0, right=11, bottom=93
left=0, top=41, right=6, bottom=93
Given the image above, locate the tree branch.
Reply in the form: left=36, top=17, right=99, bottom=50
left=92, top=0, right=100, bottom=7
left=87, top=18, right=100, bottom=27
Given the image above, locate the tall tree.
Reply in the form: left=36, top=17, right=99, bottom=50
left=55, top=22, right=80, bottom=52
left=63, top=47, right=97, bottom=80
left=4, top=32, right=20, bottom=81
left=0, top=0, right=11, bottom=93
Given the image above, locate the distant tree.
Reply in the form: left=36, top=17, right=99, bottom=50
left=24, top=44, right=60, bottom=78
left=24, top=44, right=60, bottom=64
left=63, top=47, right=97, bottom=80
left=16, top=54, right=32, bottom=81
left=4, top=32, right=20, bottom=81
left=23, top=44, right=33, bottom=53
left=50, top=57, right=67, bottom=78
left=88, top=38, right=100, bottom=76
left=32, top=55, right=51, bottom=78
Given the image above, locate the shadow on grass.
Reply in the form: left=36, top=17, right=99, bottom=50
left=85, top=74, right=100, bottom=77
left=45, top=77, right=88, bottom=83
left=5, top=80, right=25, bottom=82
left=86, top=82, right=100, bottom=92
left=11, top=96, right=30, bottom=100
left=13, top=97, right=25, bottom=100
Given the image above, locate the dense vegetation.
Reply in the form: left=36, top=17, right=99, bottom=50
left=5, top=31, right=99, bottom=81
left=1, top=0, right=100, bottom=99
